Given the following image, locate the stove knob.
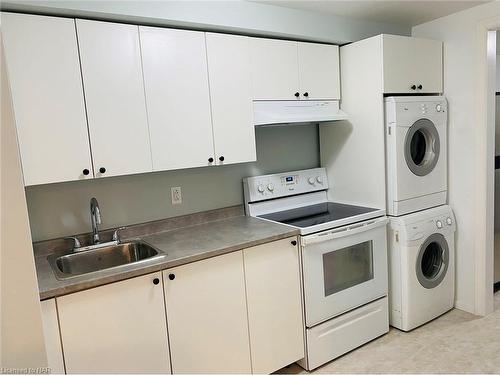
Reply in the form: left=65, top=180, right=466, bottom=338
left=436, top=220, right=443, bottom=229
left=257, top=185, right=265, bottom=193
left=446, top=217, right=453, bottom=225
left=316, top=176, right=323, bottom=183
left=308, top=177, right=315, bottom=185
left=267, top=183, right=274, bottom=192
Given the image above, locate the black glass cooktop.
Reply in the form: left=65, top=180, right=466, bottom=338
left=258, top=202, right=379, bottom=228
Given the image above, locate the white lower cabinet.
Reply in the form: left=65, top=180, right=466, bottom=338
left=57, top=272, right=171, bottom=374
left=163, top=251, right=252, bottom=374
left=40, top=299, right=65, bottom=375
left=243, top=237, right=304, bottom=374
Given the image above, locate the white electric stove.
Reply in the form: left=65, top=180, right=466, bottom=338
left=243, top=168, right=390, bottom=370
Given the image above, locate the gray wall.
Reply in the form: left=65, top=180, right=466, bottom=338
left=1, top=0, right=410, bottom=44
left=27, top=125, right=319, bottom=241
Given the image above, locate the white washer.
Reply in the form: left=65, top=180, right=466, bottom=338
left=388, top=205, right=455, bottom=331
left=385, top=96, right=448, bottom=216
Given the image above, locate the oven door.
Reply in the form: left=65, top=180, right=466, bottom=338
left=301, top=217, right=388, bottom=328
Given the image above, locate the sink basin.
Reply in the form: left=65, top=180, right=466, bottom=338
left=48, top=241, right=165, bottom=279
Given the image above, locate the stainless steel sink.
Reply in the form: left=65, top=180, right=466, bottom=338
left=48, top=241, right=166, bottom=279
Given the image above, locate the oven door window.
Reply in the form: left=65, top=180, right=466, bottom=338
left=322, top=240, right=374, bottom=296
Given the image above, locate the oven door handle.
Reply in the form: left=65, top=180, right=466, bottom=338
left=302, top=217, right=388, bottom=246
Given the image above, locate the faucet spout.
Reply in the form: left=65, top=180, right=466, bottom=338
left=90, top=197, right=102, bottom=244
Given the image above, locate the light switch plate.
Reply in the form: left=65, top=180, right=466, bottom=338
left=171, top=186, right=182, bottom=205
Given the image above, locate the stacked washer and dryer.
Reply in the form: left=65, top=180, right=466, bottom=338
left=385, top=96, right=456, bottom=331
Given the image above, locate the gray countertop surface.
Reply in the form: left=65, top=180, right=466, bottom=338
left=36, top=216, right=299, bottom=300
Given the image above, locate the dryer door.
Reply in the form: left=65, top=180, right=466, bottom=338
left=404, top=119, right=440, bottom=176
left=415, top=233, right=449, bottom=289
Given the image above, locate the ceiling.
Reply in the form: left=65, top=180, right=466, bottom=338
left=253, top=1, right=489, bottom=27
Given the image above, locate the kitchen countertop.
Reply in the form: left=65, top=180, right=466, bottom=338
left=35, top=216, right=299, bottom=300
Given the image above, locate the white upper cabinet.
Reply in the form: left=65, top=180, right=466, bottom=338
left=164, top=251, right=252, bottom=374
left=57, top=272, right=171, bottom=374
left=382, top=34, right=442, bottom=94
left=2, top=13, right=93, bottom=186
left=250, top=38, right=340, bottom=101
left=298, top=42, right=340, bottom=100
left=206, top=33, right=256, bottom=165
left=140, top=27, right=215, bottom=171
left=251, top=38, right=300, bottom=100
left=76, top=19, right=152, bottom=178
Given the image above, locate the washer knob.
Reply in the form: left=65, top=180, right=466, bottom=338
left=316, top=176, right=323, bottom=183
left=436, top=220, right=443, bottom=229
left=257, top=185, right=265, bottom=193
left=267, top=183, right=274, bottom=192
left=308, top=177, right=315, bottom=185
left=436, top=104, right=442, bottom=112
left=446, top=217, right=453, bottom=225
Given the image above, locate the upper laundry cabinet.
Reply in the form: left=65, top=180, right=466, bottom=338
left=382, top=34, right=443, bottom=94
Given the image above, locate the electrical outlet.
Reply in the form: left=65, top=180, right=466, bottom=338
left=171, top=186, right=182, bottom=205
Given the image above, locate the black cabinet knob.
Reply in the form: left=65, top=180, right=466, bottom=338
left=99, top=167, right=106, bottom=174
left=219, top=156, right=225, bottom=162
left=82, top=169, right=90, bottom=176
left=294, top=92, right=300, bottom=98
left=410, top=85, right=417, bottom=90
left=291, top=240, right=297, bottom=246
left=168, top=273, right=175, bottom=280
left=303, top=92, right=309, bottom=97
left=417, top=84, right=423, bottom=90
left=208, top=157, right=214, bottom=163
left=153, top=278, right=160, bottom=285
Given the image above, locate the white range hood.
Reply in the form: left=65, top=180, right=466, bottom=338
left=253, top=100, right=348, bottom=126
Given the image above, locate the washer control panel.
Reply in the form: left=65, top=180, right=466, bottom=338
left=405, top=213, right=455, bottom=241
left=243, top=167, right=328, bottom=203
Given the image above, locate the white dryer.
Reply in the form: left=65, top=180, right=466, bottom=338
left=385, top=96, right=447, bottom=216
left=388, top=205, right=455, bottom=331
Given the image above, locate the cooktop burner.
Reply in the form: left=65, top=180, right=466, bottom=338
left=258, top=202, right=379, bottom=228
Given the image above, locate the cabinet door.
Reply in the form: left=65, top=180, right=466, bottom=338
left=2, top=13, right=93, bottom=186
left=243, top=238, right=304, bottom=374
left=413, top=37, right=443, bottom=93
left=298, top=42, right=340, bottom=100
left=40, top=299, right=65, bottom=375
left=251, top=38, right=299, bottom=100
left=164, top=252, right=251, bottom=374
left=57, top=272, right=170, bottom=374
left=140, top=27, right=215, bottom=171
left=206, top=33, right=256, bottom=165
left=76, top=20, right=152, bottom=178
left=382, top=34, right=417, bottom=93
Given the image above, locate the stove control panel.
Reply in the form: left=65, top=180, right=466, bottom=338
left=243, top=168, right=329, bottom=203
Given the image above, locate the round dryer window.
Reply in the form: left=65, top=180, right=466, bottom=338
left=404, top=119, right=440, bottom=176
left=416, top=233, right=449, bottom=289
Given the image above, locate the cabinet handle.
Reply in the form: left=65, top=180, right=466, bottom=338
left=303, top=92, right=309, bottom=97
left=208, top=157, right=214, bottom=163
left=294, top=92, right=300, bottom=98
left=153, top=278, right=160, bottom=285
left=99, top=167, right=106, bottom=174
left=168, top=273, right=175, bottom=280
left=82, top=169, right=90, bottom=176
left=219, top=156, right=225, bottom=162
left=291, top=240, right=297, bottom=246
left=410, top=85, right=417, bottom=90
left=417, top=84, right=423, bottom=90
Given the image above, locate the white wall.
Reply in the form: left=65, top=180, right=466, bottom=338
left=413, top=1, right=500, bottom=314
left=0, top=38, right=47, bottom=368
left=0, top=0, right=410, bottom=44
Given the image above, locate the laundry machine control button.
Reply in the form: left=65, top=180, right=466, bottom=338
left=436, top=104, right=442, bottom=112
left=446, top=217, right=453, bottom=225
left=257, top=185, right=265, bottom=193
left=308, top=177, right=315, bottom=185
left=267, top=183, right=274, bottom=192
left=436, top=220, right=443, bottom=229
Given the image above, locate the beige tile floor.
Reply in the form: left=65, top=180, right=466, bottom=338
left=278, top=293, right=500, bottom=374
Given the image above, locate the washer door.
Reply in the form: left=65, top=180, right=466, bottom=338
left=404, top=119, right=440, bottom=176
left=416, top=233, right=449, bottom=289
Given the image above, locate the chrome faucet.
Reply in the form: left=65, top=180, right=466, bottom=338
left=90, top=197, right=102, bottom=244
